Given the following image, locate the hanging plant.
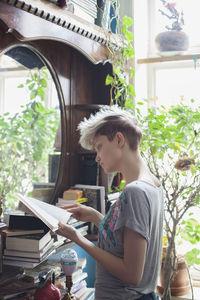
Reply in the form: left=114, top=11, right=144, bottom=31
left=105, top=1, right=135, bottom=108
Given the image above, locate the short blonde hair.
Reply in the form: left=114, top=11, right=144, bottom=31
left=77, top=105, right=142, bottom=150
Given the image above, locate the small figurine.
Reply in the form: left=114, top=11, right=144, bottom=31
left=60, top=249, right=78, bottom=300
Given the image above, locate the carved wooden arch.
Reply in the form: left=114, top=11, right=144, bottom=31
left=0, top=1, right=112, bottom=203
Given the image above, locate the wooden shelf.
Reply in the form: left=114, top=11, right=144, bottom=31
left=137, top=53, right=200, bottom=64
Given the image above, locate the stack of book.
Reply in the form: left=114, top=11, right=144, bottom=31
left=74, top=184, right=106, bottom=215
left=3, top=229, right=56, bottom=269
left=56, top=188, right=88, bottom=207
left=56, top=188, right=89, bottom=235
left=68, top=217, right=89, bottom=236
left=57, top=184, right=105, bottom=234
left=70, top=0, right=97, bottom=24
left=2, top=194, right=72, bottom=269
left=74, top=287, right=95, bottom=300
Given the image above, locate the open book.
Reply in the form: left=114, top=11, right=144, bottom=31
left=16, top=193, right=71, bottom=232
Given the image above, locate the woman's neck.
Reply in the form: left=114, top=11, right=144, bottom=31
left=120, top=149, right=160, bottom=187
left=120, top=150, right=145, bottom=184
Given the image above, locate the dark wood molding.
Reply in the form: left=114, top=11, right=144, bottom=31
left=0, top=0, right=119, bottom=64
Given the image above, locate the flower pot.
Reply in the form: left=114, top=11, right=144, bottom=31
left=157, top=257, right=190, bottom=296
left=155, top=31, right=189, bottom=55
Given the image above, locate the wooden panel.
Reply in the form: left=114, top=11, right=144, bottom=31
left=70, top=48, right=111, bottom=106
left=68, top=50, right=112, bottom=185
left=0, top=1, right=109, bottom=64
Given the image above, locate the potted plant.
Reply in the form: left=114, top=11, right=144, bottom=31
left=155, top=0, right=189, bottom=54
left=138, top=100, right=200, bottom=299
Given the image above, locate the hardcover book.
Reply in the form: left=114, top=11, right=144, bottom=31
left=16, top=193, right=72, bottom=232
left=3, top=228, right=45, bottom=236
left=5, top=231, right=52, bottom=252
left=4, top=238, right=54, bottom=258
left=4, top=213, right=49, bottom=231
left=3, top=246, right=56, bottom=263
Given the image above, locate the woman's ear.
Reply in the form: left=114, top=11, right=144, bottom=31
left=115, top=132, right=125, bottom=148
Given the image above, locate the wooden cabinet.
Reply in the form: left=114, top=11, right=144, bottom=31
left=0, top=0, right=114, bottom=203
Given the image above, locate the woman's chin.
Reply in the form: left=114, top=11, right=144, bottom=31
left=101, top=164, right=117, bottom=174
left=103, top=168, right=115, bottom=174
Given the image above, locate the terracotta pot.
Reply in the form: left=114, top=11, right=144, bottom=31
left=158, top=257, right=190, bottom=296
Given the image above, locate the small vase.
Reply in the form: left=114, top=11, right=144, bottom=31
left=155, top=30, right=189, bottom=55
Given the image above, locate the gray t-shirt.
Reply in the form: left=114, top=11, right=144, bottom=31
left=95, top=180, right=163, bottom=300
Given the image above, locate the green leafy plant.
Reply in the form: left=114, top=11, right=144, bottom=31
left=104, top=5, right=135, bottom=193
left=104, top=6, right=199, bottom=298
left=109, top=174, right=126, bottom=193
left=0, top=67, right=59, bottom=211
left=137, top=100, right=200, bottom=299
left=105, top=13, right=135, bottom=107
left=179, top=217, right=200, bottom=266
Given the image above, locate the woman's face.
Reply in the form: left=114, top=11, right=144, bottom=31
left=93, top=134, right=123, bottom=174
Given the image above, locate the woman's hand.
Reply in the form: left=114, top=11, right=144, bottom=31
left=56, top=221, right=77, bottom=242
left=61, top=204, right=104, bottom=227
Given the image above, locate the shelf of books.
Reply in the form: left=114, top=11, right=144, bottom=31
left=2, top=183, right=106, bottom=269
left=0, top=187, right=102, bottom=299
left=1, top=247, right=95, bottom=299
left=2, top=213, right=89, bottom=269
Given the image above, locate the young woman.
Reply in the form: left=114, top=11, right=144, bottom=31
left=56, top=106, right=163, bottom=300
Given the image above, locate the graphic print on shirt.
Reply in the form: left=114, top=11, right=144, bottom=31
left=98, top=191, right=127, bottom=249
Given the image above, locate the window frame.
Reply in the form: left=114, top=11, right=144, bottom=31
left=133, top=0, right=200, bottom=103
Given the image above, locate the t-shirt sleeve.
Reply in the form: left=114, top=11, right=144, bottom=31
left=114, top=186, right=150, bottom=241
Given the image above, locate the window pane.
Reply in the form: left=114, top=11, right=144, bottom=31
left=4, top=76, right=29, bottom=115
left=155, top=66, right=200, bottom=107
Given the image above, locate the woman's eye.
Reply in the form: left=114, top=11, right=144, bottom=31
left=97, top=144, right=102, bottom=151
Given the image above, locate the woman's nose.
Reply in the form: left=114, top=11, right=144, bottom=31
left=95, top=154, right=100, bottom=163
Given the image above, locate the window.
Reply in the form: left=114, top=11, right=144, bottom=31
left=1, top=73, right=29, bottom=115
left=0, top=55, right=57, bottom=115
left=133, top=1, right=200, bottom=274
left=0, top=55, right=60, bottom=209
left=155, top=0, right=200, bottom=51
left=154, top=62, right=200, bottom=107
left=134, top=0, right=200, bottom=107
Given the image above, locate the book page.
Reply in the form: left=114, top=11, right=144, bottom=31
left=16, top=193, right=71, bottom=231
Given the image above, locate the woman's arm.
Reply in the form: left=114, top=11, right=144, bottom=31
left=89, top=209, right=104, bottom=227
left=57, top=223, right=147, bottom=286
